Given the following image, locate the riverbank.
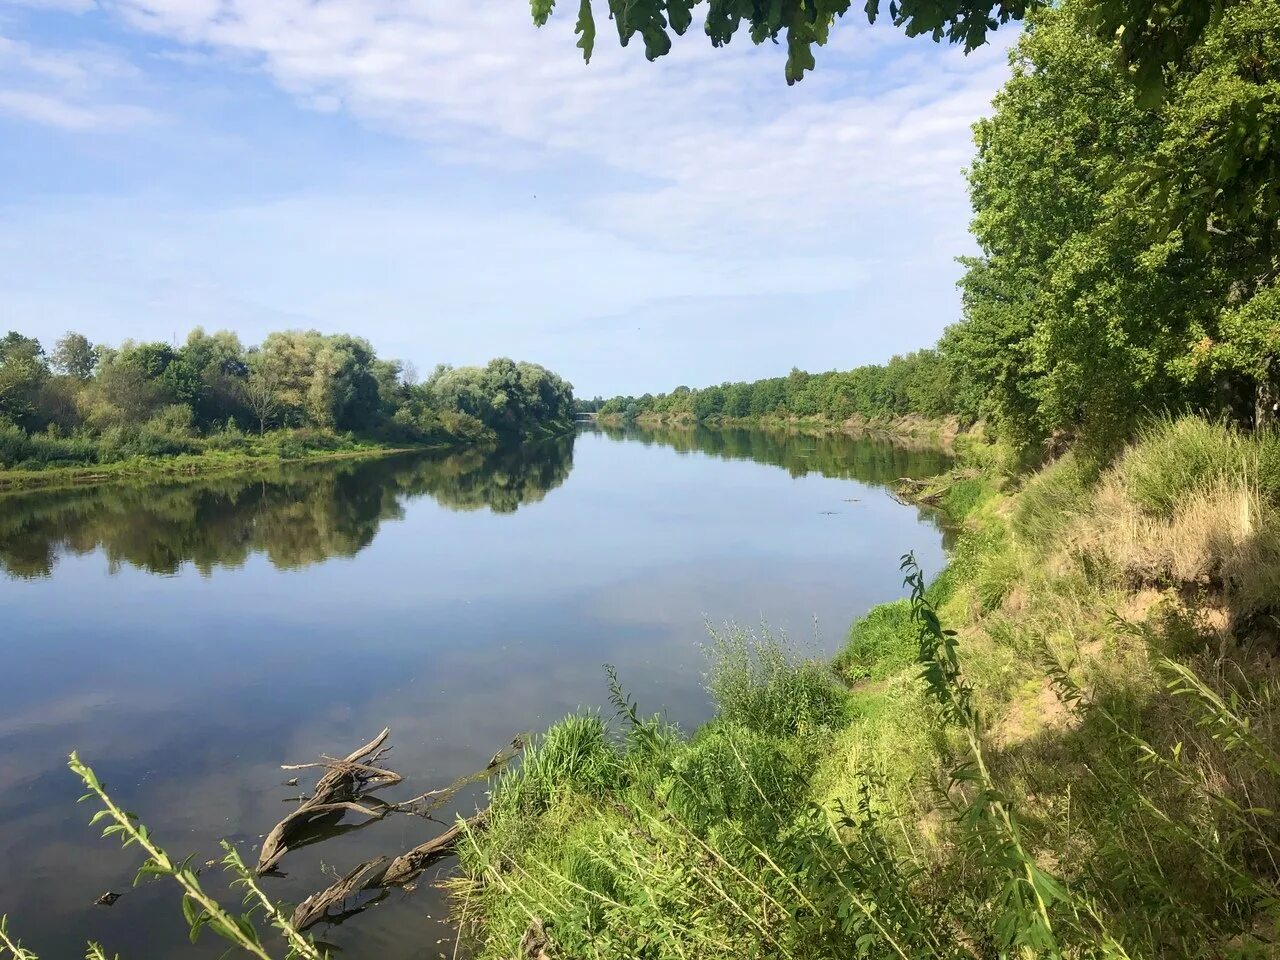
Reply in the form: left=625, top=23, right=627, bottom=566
left=0, top=418, right=581, bottom=494
left=0, top=437, right=419, bottom=493
left=452, top=415, right=1280, bottom=957
left=598, top=410, right=965, bottom=448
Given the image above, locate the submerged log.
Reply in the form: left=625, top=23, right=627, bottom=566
left=290, top=857, right=389, bottom=932
left=380, top=810, right=486, bottom=887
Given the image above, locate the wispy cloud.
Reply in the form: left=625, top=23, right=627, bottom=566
left=100, top=0, right=1009, bottom=248
left=0, top=0, right=98, bottom=11
left=0, top=30, right=156, bottom=129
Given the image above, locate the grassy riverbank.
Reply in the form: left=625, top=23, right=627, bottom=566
left=0, top=418, right=579, bottom=493
left=0, top=430, right=417, bottom=492
left=452, top=416, right=1280, bottom=958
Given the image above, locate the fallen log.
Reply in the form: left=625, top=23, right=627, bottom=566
left=269, top=729, right=526, bottom=931
left=257, top=728, right=402, bottom=875
left=893, top=476, right=946, bottom=506
left=290, top=857, right=389, bottom=932
left=381, top=810, right=486, bottom=887
left=289, top=811, right=486, bottom=930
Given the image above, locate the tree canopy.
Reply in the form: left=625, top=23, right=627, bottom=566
left=0, top=326, right=576, bottom=469
left=950, top=0, right=1279, bottom=446
left=532, top=0, right=1240, bottom=95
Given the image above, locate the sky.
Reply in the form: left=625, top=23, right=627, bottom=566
left=0, top=0, right=1016, bottom=397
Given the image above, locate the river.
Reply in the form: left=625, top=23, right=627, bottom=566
left=0, top=424, right=950, bottom=959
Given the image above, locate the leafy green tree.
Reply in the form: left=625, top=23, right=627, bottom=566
left=50, top=332, right=97, bottom=380
left=306, top=335, right=381, bottom=431
left=953, top=0, right=1279, bottom=444
left=0, top=332, right=49, bottom=430
left=177, top=328, right=250, bottom=428
left=242, top=359, right=282, bottom=435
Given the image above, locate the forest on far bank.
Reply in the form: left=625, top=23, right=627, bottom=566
left=0, top=328, right=575, bottom=470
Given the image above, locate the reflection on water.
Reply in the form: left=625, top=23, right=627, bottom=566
left=0, top=426, right=949, bottom=960
left=594, top=422, right=952, bottom=486
left=0, top=437, right=574, bottom=579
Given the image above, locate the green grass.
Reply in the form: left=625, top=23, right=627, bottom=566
left=1117, top=415, right=1280, bottom=516
left=1013, top=451, right=1095, bottom=543
left=834, top=599, right=916, bottom=684
left=455, top=415, right=1280, bottom=960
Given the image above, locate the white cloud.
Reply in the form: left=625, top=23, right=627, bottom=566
left=98, top=0, right=1010, bottom=250
left=0, top=31, right=156, bottom=128
left=0, top=86, right=149, bottom=127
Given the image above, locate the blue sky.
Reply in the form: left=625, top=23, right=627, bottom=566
left=0, top=0, right=1015, bottom=397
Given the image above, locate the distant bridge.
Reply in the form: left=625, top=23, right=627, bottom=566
left=575, top=412, right=599, bottom=421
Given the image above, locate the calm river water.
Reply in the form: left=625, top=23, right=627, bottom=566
left=0, top=425, right=950, bottom=959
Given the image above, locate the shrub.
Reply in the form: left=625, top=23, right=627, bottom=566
left=706, top=628, right=849, bottom=740
left=0, top=419, right=32, bottom=467
left=204, top=420, right=248, bottom=451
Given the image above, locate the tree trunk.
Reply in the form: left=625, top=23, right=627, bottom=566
left=1257, top=357, right=1279, bottom=430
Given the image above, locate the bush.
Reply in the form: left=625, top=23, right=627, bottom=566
left=27, top=430, right=98, bottom=466
left=204, top=420, right=248, bottom=451
left=0, top=419, right=32, bottom=467
left=143, top=403, right=196, bottom=440
left=706, top=628, right=849, bottom=740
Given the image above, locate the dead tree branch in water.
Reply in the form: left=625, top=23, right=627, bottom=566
left=289, top=811, right=487, bottom=931
left=263, top=730, right=528, bottom=932
left=257, top=728, right=402, bottom=875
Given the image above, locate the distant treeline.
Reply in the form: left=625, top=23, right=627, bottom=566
left=0, top=328, right=574, bottom=469
left=597, top=350, right=954, bottom=425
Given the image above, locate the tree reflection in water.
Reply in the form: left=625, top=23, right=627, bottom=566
left=0, top=435, right=575, bottom=579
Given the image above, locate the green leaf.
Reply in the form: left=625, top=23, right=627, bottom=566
left=531, top=0, right=556, bottom=28
left=575, top=0, right=597, bottom=62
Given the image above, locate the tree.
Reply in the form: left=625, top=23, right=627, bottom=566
left=952, top=0, right=1279, bottom=445
left=243, top=363, right=281, bottom=435
left=0, top=332, right=48, bottom=429
left=532, top=0, right=1237, bottom=96
left=259, top=330, right=325, bottom=427
left=51, top=332, right=97, bottom=380
left=178, top=328, right=250, bottom=428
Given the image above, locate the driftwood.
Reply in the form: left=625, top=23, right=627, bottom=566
left=289, top=811, right=487, bottom=931
left=267, top=730, right=528, bottom=932
left=381, top=811, right=486, bottom=887
left=290, top=857, right=389, bottom=931
left=257, top=728, right=403, bottom=875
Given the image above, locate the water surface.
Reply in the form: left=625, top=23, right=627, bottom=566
left=0, top=425, right=949, bottom=958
